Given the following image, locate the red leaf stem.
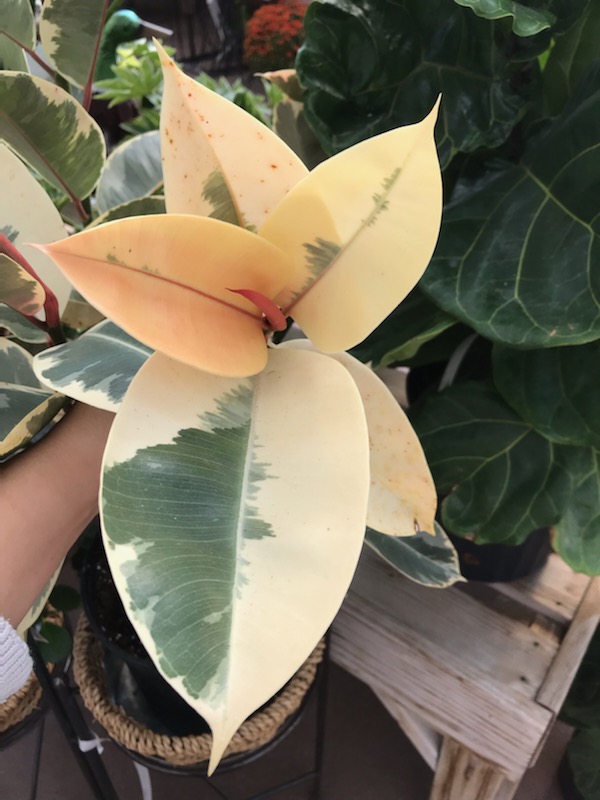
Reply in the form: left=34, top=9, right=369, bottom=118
left=227, top=288, right=288, bottom=331
left=0, top=235, right=65, bottom=344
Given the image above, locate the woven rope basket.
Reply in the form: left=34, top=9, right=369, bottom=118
left=73, top=614, right=324, bottom=767
left=0, top=606, right=63, bottom=734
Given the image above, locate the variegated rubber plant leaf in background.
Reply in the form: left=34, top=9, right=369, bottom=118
left=33, top=45, right=445, bottom=771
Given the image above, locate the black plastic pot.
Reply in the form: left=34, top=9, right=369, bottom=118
left=80, top=536, right=210, bottom=736
left=448, top=526, right=552, bottom=582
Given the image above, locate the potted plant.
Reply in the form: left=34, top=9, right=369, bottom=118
left=1, top=0, right=462, bottom=776
left=295, top=0, right=600, bottom=579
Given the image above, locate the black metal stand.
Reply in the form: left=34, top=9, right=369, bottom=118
left=17, top=629, right=330, bottom=800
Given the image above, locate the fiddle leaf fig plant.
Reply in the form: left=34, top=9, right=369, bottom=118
left=298, top=0, right=600, bottom=575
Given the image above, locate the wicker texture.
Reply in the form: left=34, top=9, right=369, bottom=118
left=73, top=614, right=324, bottom=766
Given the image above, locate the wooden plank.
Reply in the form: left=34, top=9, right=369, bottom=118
left=537, top=578, right=600, bottom=714
left=331, top=592, right=553, bottom=780
left=486, top=554, right=592, bottom=625
left=370, top=685, right=441, bottom=770
left=430, top=738, right=519, bottom=800
left=346, top=548, right=559, bottom=700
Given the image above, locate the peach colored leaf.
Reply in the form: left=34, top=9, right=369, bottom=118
left=37, top=214, right=293, bottom=377
left=156, top=42, right=308, bottom=230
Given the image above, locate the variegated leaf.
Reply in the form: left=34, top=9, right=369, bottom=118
left=281, top=339, right=436, bottom=536
left=38, top=215, right=293, bottom=377
left=91, top=196, right=166, bottom=227
left=0, top=0, right=36, bottom=51
left=0, top=338, right=45, bottom=387
left=101, top=347, right=370, bottom=772
left=95, top=131, right=163, bottom=215
left=34, top=320, right=152, bottom=411
left=260, top=101, right=443, bottom=352
left=0, top=383, right=67, bottom=459
left=365, top=522, right=464, bottom=588
left=39, top=0, right=108, bottom=88
left=157, top=42, right=308, bottom=229
left=0, top=72, right=105, bottom=202
left=1, top=144, right=72, bottom=313
left=0, top=305, right=48, bottom=343
left=0, top=253, right=46, bottom=316
left=0, top=0, right=35, bottom=71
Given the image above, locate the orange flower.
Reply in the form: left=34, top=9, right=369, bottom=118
left=243, top=1, right=306, bottom=72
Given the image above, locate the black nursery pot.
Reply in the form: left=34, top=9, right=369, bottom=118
left=449, top=526, right=552, bottom=582
left=80, top=536, right=210, bottom=736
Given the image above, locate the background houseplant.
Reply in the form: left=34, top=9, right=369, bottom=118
left=1, top=0, right=461, bottom=773
left=294, top=0, right=600, bottom=577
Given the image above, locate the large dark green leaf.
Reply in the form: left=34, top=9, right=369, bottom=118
left=0, top=72, right=105, bottom=202
left=421, top=63, right=600, bottom=347
left=544, top=0, right=600, bottom=115
left=553, top=446, right=600, bottom=575
left=351, top=288, right=458, bottom=368
left=454, top=0, right=555, bottom=36
left=297, top=0, right=534, bottom=162
left=411, top=381, right=571, bottom=544
left=493, top=341, right=600, bottom=448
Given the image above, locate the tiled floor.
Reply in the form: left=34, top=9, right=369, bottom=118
left=1, top=648, right=571, bottom=800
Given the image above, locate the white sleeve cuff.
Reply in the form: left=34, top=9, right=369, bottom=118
left=0, top=616, right=34, bottom=703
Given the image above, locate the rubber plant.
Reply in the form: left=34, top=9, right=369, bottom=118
left=295, top=0, right=600, bottom=576
left=1, top=0, right=456, bottom=772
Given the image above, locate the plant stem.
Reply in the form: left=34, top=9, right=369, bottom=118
left=0, top=235, right=65, bottom=345
left=2, top=32, right=56, bottom=79
left=82, top=0, right=111, bottom=111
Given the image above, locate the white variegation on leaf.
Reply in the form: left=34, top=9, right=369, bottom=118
left=156, top=42, right=308, bottom=229
left=1, top=144, right=71, bottom=313
left=365, top=523, right=464, bottom=588
left=39, top=0, right=107, bottom=89
left=100, top=347, right=370, bottom=773
left=281, top=340, right=436, bottom=536
left=260, top=100, right=443, bottom=352
left=0, top=338, right=67, bottom=458
left=95, top=131, right=163, bottom=215
left=34, top=320, right=152, bottom=411
left=0, top=305, right=48, bottom=343
left=0, top=254, right=46, bottom=317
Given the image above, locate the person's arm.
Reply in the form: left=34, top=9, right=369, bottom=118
left=0, top=403, right=114, bottom=627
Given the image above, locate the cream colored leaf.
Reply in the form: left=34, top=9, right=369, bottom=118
left=260, top=100, right=443, bottom=352
left=1, top=144, right=71, bottom=313
left=101, top=347, right=370, bottom=772
left=281, top=340, right=436, bottom=535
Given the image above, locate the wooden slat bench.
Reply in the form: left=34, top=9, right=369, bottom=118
left=331, top=547, right=599, bottom=799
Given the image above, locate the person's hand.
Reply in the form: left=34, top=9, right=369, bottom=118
left=0, top=403, right=114, bottom=626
